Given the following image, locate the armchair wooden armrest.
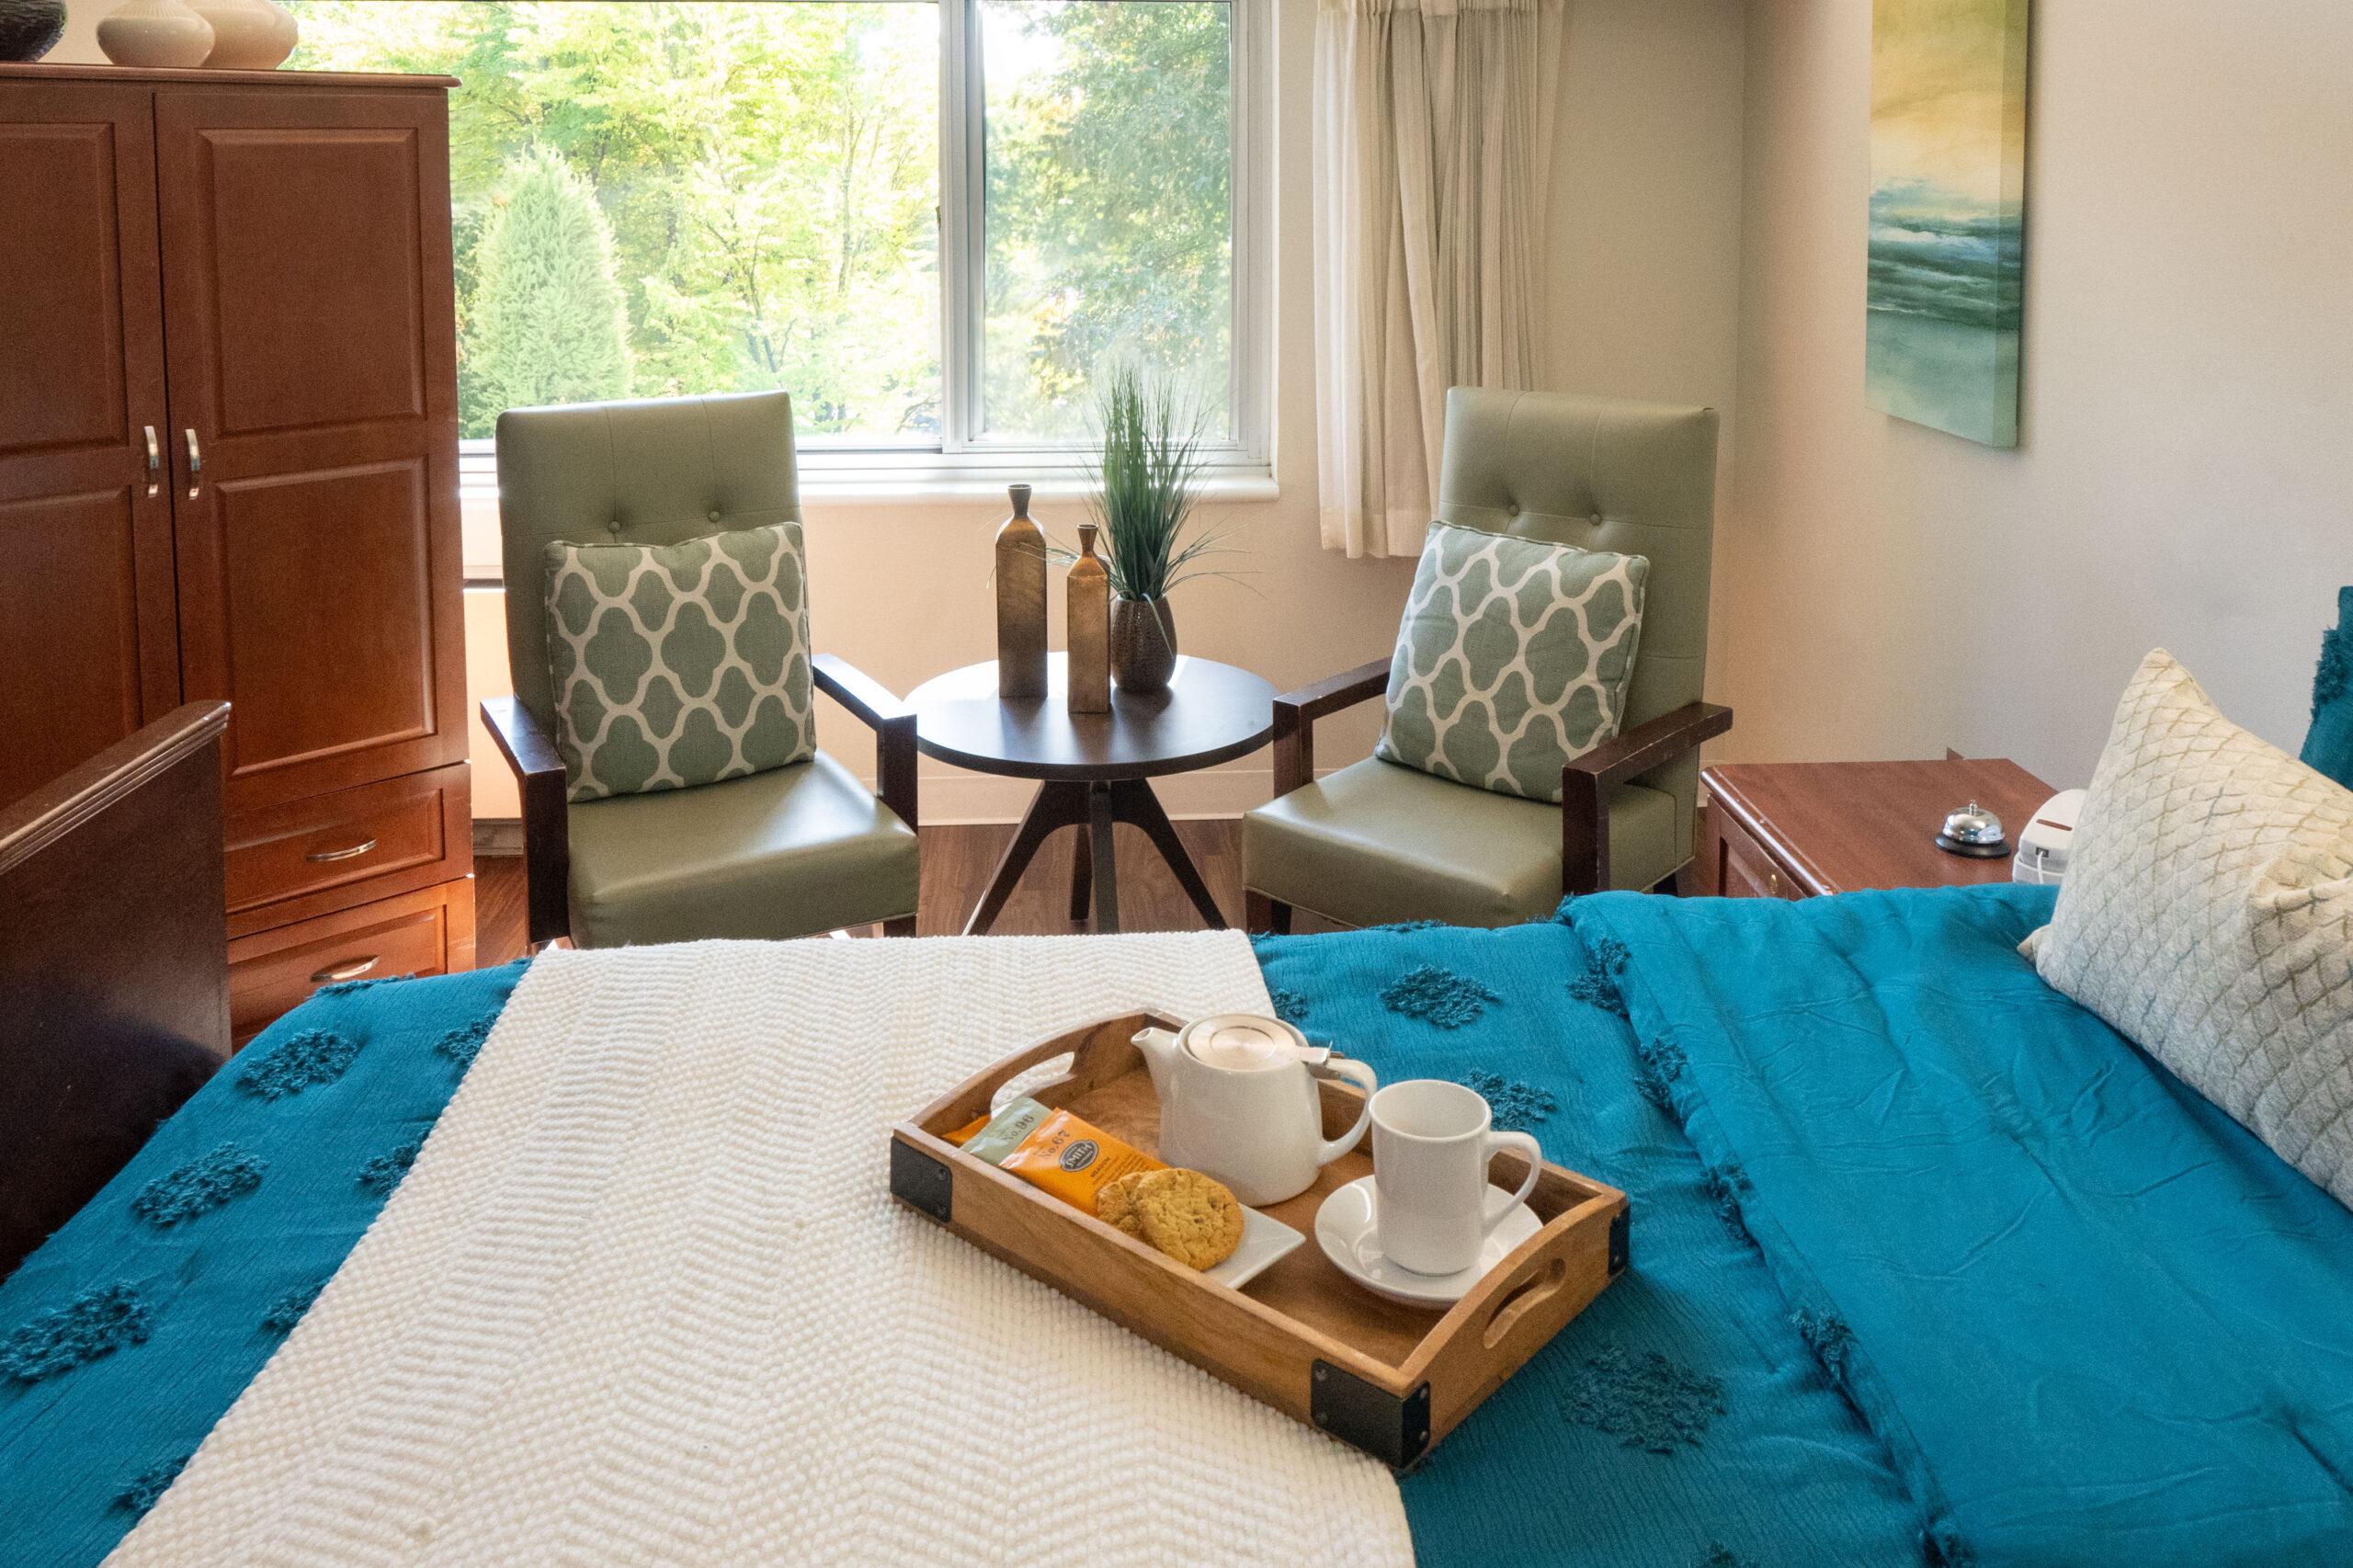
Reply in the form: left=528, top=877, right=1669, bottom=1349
left=1270, top=656, right=1392, bottom=796
left=813, top=653, right=919, bottom=834
left=1559, top=701, right=1734, bottom=897
left=481, top=696, right=572, bottom=947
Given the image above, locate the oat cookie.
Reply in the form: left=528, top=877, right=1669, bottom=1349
left=1131, top=1168, right=1245, bottom=1270
left=1095, top=1170, right=1153, bottom=1238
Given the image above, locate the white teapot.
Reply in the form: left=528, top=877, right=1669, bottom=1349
left=1131, top=1015, right=1377, bottom=1205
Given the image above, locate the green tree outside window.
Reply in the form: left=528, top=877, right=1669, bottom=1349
left=463, top=145, right=632, bottom=431
left=284, top=1, right=1233, bottom=446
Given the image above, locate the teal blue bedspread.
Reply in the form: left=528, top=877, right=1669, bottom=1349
left=1567, top=886, right=2353, bottom=1568
left=7, top=892, right=2351, bottom=1568
left=0, top=962, right=526, bottom=1568
left=1257, top=919, right=1927, bottom=1568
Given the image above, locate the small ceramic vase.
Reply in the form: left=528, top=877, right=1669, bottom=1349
left=0, top=0, right=68, bottom=62
left=189, top=0, right=295, bottom=69
left=97, top=0, right=214, bottom=68
left=1108, top=596, right=1176, bottom=695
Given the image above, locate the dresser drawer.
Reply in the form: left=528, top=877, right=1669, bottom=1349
left=228, top=879, right=477, bottom=1047
left=225, top=764, right=471, bottom=937
left=1712, top=809, right=1803, bottom=900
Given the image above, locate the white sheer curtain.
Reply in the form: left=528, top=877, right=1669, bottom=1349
left=1313, top=0, right=1565, bottom=559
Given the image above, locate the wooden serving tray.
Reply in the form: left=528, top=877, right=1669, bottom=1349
left=889, top=1012, right=1630, bottom=1466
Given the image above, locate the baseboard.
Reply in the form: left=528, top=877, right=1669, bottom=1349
left=473, top=818, right=523, bottom=857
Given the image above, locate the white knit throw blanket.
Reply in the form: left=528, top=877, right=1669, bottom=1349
left=109, top=934, right=1414, bottom=1567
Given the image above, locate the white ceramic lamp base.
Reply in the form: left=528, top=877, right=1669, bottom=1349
left=188, top=0, right=296, bottom=69
left=97, top=0, right=213, bottom=67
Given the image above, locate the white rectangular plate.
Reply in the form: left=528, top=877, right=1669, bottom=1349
left=1208, top=1206, right=1305, bottom=1290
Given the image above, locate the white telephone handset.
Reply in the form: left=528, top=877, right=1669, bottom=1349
left=2012, top=789, right=2087, bottom=885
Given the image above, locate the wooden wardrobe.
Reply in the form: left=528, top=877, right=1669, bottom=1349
left=0, top=64, right=472, bottom=1043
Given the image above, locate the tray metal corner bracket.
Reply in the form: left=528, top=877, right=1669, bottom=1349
left=1311, top=1360, right=1431, bottom=1469
left=890, top=1137, right=954, bottom=1223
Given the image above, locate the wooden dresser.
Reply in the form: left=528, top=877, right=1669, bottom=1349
left=1703, top=758, right=2055, bottom=899
left=0, top=64, right=472, bottom=1044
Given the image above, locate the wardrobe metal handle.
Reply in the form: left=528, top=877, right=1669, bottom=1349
left=185, top=428, right=202, bottom=498
left=310, top=956, right=379, bottom=985
left=304, top=838, right=378, bottom=864
left=143, top=426, right=161, bottom=495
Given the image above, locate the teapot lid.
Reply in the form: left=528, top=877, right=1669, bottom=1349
left=1187, top=1017, right=1309, bottom=1073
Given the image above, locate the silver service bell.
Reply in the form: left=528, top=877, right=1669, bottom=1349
left=1934, top=800, right=2008, bottom=858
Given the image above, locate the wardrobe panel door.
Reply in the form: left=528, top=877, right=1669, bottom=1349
left=154, top=85, right=462, bottom=812
left=211, top=460, right=436, bottom=774
left=0, top=83, right=180, bottom=806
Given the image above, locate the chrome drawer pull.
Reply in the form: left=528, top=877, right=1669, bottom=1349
left=309, top=956, right=380, bottom=984
left=185, top=428, right=202, bottom=498
left=143, top=426, right=161, bottom=495
left=305, top=838, right=379, bottom=864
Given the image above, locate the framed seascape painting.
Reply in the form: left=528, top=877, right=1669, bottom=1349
left=1867, top=0, right=2030, bottom=448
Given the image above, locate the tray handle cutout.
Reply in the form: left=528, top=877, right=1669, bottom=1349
left=1480, top=1256, right=1571, bottom=1350
left=992, top=1052, right=1075, bottom=1114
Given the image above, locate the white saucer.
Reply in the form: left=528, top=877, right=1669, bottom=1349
left=1207, top=1206, right=1306, bottom=1290
left=1313, top=1175, right=1541, bottom=1309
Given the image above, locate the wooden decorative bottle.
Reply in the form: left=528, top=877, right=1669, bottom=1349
left=1065, top=522, right=1111, bottom=714
left=994, top=483, right=1048, bottom=699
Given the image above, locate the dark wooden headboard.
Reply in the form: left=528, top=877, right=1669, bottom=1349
left=0, top=701, right=233, bottom=1279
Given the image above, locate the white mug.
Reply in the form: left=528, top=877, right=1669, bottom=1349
left=1370, top=1079, right=1543, bottom=1277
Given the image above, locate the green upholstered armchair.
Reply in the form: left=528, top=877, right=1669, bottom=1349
left=1242, top=389, right=1731, bottom=932
left=479, top=392, right=920, bottom=949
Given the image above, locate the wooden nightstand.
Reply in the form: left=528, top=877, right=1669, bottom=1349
left=1701, top=759, right=2057, bottom=898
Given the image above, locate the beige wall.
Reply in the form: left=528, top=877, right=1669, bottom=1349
left=1721, top=0, right=2353, bottom=789
left=50, top=3, right=99, bottom=62
left=464, top=0, right=1749, bottom=821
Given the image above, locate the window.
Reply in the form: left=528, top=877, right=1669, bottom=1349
left=283, top=0, right=1265, bottom=475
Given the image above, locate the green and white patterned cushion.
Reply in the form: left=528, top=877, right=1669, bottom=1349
left=541, top=522, right=814, bottom=801
left=1374, top=522, right=1650, bottom=803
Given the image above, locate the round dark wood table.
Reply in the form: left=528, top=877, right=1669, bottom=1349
left=907, top=653, right=1276, bottom=935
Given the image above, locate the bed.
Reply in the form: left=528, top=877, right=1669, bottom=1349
left=5, top=752, right=2351, bottom=1564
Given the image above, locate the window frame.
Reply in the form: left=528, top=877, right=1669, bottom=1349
left=453, top=0, right=1272, bottom=496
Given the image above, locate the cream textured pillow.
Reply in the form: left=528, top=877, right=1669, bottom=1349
left=2024, top=650, right=2353, bottom=1210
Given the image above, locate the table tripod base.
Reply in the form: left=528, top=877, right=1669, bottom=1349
left=963, top=778, right=1226, bottom=937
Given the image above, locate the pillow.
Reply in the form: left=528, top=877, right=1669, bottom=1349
left=1375, top=522, right=1649, bottom=803
left=2023, top=650, right=2353, bottom=1210
left=543, top=522, right=814, bottom=801
left=2300, top=585, right=2353, bottom=790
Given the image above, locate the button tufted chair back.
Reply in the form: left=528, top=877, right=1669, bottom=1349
left=1434, top=386, right=1720, bottom=829
left=496, top=392, right=803, bottom=734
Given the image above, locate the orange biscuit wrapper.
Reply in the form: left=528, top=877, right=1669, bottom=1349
left=956, top=1096, right=1163, bottom=1212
